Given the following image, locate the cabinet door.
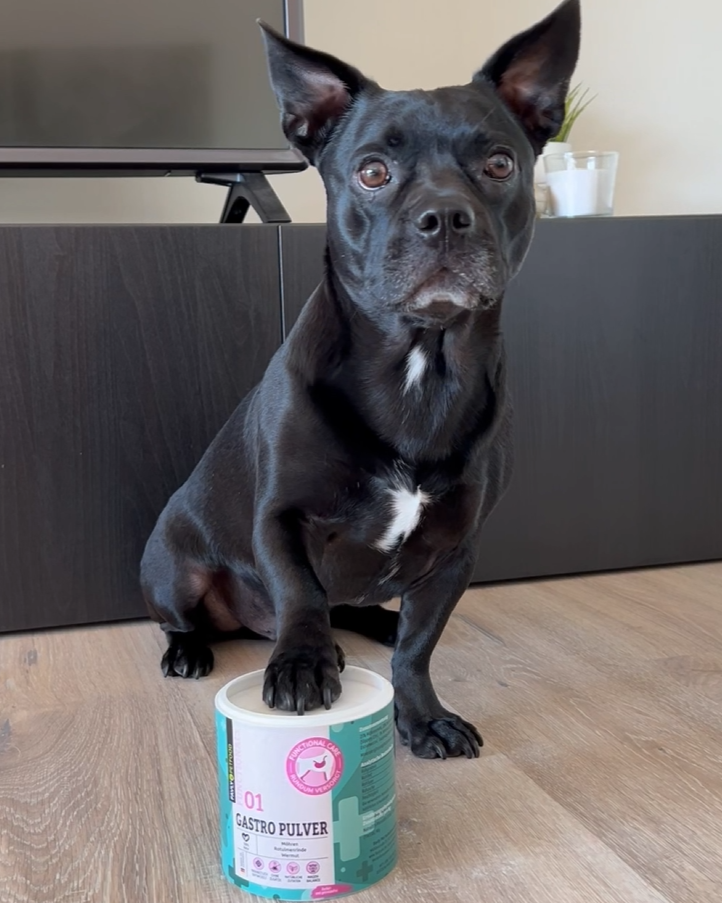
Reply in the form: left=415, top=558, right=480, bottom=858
left=475, top=216, right=722, bottom=582
left=0, top=226, right=282, bottom=632
left=279, top=220, right=722, bottom=584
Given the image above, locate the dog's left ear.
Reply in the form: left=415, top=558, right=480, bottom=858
left=474, top=0, right=581, bottom=154
left=259, top=21, right=372, bottom=165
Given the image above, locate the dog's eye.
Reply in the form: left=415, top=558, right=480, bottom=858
left=484, top=153, right=515, bottom=181
left=358, top=160, right=390, bottom=190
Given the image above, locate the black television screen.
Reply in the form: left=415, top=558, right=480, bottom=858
left=0, top=0, right=305, bottom=174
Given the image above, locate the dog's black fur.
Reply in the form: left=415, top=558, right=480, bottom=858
left=141, top=1, right=580, bottom=759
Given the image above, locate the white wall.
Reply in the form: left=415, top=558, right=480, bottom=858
left=0, top=0, right=719, bottom=223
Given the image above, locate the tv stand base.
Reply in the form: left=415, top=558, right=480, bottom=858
left=197, top=172, right=291, bottom=224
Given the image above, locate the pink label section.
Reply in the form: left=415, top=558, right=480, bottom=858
left=311, top=885, right=354, bottom=899
left=286, top=737, right=344, bottom=796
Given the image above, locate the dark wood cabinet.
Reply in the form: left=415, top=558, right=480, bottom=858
left=0, top=226, right=282, bottom=632
left=279, top=219, right=722, bottom=583
left=2, top=217, right=721, bottom=633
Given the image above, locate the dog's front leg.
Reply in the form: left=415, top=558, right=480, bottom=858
left=393, top=545, right=482, bottom=759
left=254, top=510, right=344, bottom=715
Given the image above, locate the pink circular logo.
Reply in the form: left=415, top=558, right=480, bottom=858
left=286, top=738, right=344, bottom=795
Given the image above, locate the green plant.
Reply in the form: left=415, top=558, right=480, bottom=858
left=552, top=84, right=596, bottom=143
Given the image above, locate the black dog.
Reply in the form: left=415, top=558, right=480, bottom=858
left=141, top=0, right=580, bottom=759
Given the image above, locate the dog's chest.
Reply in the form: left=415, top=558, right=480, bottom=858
left=375, top=483, right=430, bottom=551
left=371, top=468, right=431, bottom=553
left=305, top=462, right=478, bottom=605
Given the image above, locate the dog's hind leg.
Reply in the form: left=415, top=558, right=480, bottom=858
left=330, top=604, right=399, bottom=647
left=140, top=531, right=215, bottom=679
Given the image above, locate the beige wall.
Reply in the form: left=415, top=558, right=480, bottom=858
left=0, top=0, right=718, bottom=223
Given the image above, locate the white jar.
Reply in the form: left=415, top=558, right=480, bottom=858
left=215, top=666, right=397, bottom=900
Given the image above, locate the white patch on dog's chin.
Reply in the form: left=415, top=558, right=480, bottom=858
left=376, top=485, right=430, bottom=552
left=413, top=289, right=473, bottom=310
left=404, top=346, right=427, bottom=392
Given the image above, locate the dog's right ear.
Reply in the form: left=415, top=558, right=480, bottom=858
left=259, top=21, right=371, bottom=164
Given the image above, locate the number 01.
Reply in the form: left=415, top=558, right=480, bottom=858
left=244, top=791, right=264, bottom=812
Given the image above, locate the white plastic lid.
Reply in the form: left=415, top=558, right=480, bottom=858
left=215, top=665, right=394, bottom=728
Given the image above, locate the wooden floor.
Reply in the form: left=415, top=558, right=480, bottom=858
left=2, top=563, right=722, bottom=903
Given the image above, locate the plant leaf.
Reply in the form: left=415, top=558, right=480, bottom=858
left=551, top=82, right=597, bottom=143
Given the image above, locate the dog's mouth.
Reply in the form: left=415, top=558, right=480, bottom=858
left=402, top=268, right=496, bottom=323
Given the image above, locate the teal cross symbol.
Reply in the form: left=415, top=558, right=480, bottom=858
left=333, top=797, right=366, bottom=861
left=356, top=860, right=373, bottom=882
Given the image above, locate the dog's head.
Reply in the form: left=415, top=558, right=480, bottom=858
left=260, top=1, right=580, bottom=327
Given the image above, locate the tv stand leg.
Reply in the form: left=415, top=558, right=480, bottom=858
left=197, top=172, right=291, bottom=224
left=220, top=183, right=251, bottom=223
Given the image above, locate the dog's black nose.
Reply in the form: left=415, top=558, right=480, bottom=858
left=414, top=202, right=475, bottom=239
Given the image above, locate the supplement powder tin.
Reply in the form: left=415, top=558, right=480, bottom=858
left=215, top=666, right=397, bottom=900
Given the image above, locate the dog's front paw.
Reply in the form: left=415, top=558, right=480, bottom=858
left=161, top=636, right=214, bottom=679
left=396, top=709, right=482, bottom=759
left=263, top=643, right=345, bottom=715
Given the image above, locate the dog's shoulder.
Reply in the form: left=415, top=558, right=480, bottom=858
left=249, top=282, right=351, bottom=459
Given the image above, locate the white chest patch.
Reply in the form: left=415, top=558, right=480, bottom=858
left=375, top=485, right=430, bottom=553
left=403, top=346, right=427, bottom=392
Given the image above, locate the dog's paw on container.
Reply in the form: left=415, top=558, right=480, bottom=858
left=262, top=642, right=345, bottom=714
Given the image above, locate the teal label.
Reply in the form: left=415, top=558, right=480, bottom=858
left=216, top=710, right=246, bottom=890
left=330, top=702, right=397, bottom=894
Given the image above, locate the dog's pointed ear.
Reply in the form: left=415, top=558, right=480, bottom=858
left=474, top=0, right=581, bottom=153
left=258, top=21, right=371, bottom=164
